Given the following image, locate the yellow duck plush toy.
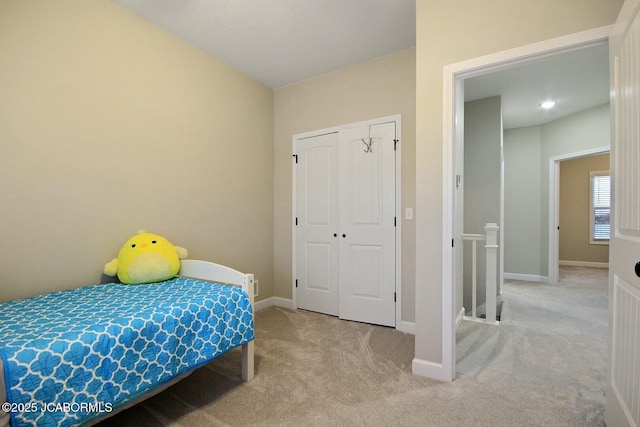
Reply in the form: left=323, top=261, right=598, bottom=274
left=103, top=231, right=188, bottom=284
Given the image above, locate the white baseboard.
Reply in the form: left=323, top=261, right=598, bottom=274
left=412, top=358, right=452, bottom=382
left=255, top=297, right=416, bottom=335
left=504, top=273, right=547, bottom=283
left=462, top=315, right=500, bottom=326
left=254, top=296, right=295, bottom=312
left=398, top=321, right=415, bottom=335
left=559, top=260, right=609, bottom=269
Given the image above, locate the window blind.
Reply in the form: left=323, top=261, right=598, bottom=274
left=592, top=174, right=610, bottom=241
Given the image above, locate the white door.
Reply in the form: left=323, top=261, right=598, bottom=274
left=295, top=121, right=396, bottom=327
left=338, top=123, right=396, bottom=326
left=606, top=2, right=640, bottom=426
left=296, top=132, right=340, bottom=316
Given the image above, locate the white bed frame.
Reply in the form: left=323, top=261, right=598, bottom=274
left=178, top=259, right=255, bottom=381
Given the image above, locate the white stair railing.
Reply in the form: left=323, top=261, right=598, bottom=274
left=462, top=223, right=500, bottom=325
left=461, top=233, right=484, bottom=319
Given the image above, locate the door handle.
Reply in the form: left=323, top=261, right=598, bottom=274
left=342, top=234, right=346, bottom=238
left=635, top=262, right=640, bottom=278
left=333, top=233, right=337, bottom=237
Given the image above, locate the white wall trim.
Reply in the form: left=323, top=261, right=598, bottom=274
left=255, top=297, right=418, bottom=334
left=559, top=260, right=609, bottom=269
left=412, top=358, right=451, bottom=382
left=504, top=273, right=548, bottom=283
left=399, top=321, right=415, bottom=335
left=254, top=296, right=295, bottom=312
left=548, top=146, right=610, bottom=285
left=443, top=26, right=611, bottom=81
left=435, top=25, right=613, bottom=383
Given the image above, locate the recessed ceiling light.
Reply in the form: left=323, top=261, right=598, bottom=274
left=540, top=100, right=556, bottom=109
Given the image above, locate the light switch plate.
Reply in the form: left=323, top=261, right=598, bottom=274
left=406, top=207, right=414, bottom=220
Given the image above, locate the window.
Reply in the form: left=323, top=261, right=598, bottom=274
left=590, top=171, right=610, bottom=243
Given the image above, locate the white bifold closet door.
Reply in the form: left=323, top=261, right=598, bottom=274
left=296, top=132, right=340, bottom=317
left=296, top=122, right=396, bottom=327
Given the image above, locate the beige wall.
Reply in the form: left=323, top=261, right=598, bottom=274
left=0, top=0, right=274, bottom=302
left=560, top=154, right=610, bottom=264
left=415, top=0, right=623, bottom=367
left=274, top=49, right=416, bottom=323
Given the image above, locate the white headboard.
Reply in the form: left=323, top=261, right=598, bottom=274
left=178, top=259, right=254, bottom=296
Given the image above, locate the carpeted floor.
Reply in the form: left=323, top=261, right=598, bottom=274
left=98, top=266, right=608, bottom=426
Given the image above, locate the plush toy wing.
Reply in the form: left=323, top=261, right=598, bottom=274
left=175, top=246, right=188, bottom=259
left=103, top=258, right=119, bottom=277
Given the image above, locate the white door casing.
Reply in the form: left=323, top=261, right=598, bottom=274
left=606, top=2, right=640, bottom=425
left=293, top=116, right=399, bottom=328
left=548, top=147, right=610, bottom=285
left=454, top=77, right=466, bottom=327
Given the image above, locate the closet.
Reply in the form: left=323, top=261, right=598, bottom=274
left=293, top=118, right=398, bottom=327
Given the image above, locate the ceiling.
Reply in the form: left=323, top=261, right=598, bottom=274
left=112, top=0, right=610, bottom=129
left=464, top=43, right=610, bottom=129
left=111, top=0, right=416, bottom=89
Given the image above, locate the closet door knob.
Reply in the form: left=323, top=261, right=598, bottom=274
left=635, top=262, right=640, bottom=278
left=342, top=234, right=346, bottom=238
left=333, top=233, right=337, bottom=237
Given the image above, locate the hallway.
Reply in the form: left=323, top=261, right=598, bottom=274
left=456, top=266, right=608, bottom=425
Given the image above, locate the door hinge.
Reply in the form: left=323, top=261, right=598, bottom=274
left=394, top=139, right=398, bottom=151
left=394, top=217, right=397, bottom=227
left=295, top=217, right=298, bottom=226
left=293, top=154, right=298, bottom=164
left=295, top=279, right=298, bottom=288
left=452, top=238, right=454, bottom=248
left=394, top=292, right=397, bottom=302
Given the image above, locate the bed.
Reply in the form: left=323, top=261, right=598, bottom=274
left=0, top=259, right=255, bottom=427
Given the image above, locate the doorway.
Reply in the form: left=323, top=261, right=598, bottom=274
left=550, top=148, right=610, bottom=283
left=439, top=26, right=612, bottom=382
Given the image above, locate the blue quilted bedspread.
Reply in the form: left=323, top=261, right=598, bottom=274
left=0, top=277, right=254, bottom=427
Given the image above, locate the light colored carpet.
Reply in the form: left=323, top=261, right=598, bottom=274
left=98, top=266, right=608, bottom=426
